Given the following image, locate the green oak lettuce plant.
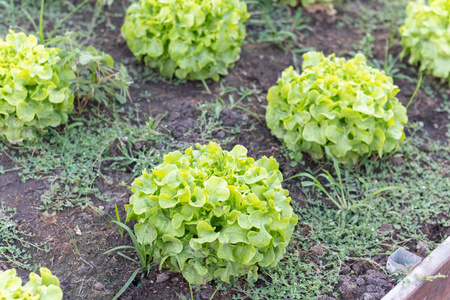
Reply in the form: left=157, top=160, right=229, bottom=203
left=400, top=0, right=450, bottom=83
left=125, top=142, right=298, bottom=284
left=121, top=0, right=249, bottom=81
left=0, top=31, right=75, bottom=143
left=0, top=268, right=63, bottom=300
left=266, top=51, right=408, bottom=164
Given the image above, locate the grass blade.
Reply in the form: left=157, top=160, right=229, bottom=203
left=39, top=0, right=45, bottom=43
left=111, top=268, right=141, bottom=300
left=48, top=0, right=90, bottom=40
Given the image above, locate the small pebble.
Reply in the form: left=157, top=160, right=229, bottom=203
left=311, top=245, right=324, bottom=256
left=156, top=272, right=170, bottom=283
left=379, top=223, right=393, bottom=232
left=94, top=282, right=105, bottom=290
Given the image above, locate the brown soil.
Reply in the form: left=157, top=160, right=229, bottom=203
left=0, top=1, right=449, bottom=300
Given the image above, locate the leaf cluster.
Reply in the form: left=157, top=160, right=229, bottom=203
left=125, top=142, right=298, bottom=284
left=121, top=0, right=249, bottom=81
left=266, top=51, right=408, bottom=164
left=73, top=45, right=132, bottom=112
left=0, top=268, right=62, bottom=300
left=0, top=31, right=75, bottom=143
left=400, top=0, right=450, bottom=83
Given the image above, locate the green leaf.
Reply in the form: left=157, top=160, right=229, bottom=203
left=146, top=38, right=164, bottom=58
left=16, top=102, right=36, bottom=122
left=134, top=223, right=157, bottom=245
left=161, top=234, right=183, bottom=255
left=233, top=243, right=256, bottom=264
left=303, top=121, right=327, bottom=145
left=48, top=87, right=66, bottom=104
left=326, top=125, right=353, bottom=157
left=3, top=89, right=27, bottom=106
left=204, top=176, right=230, bottom=204
left=191, top=221, right=220, bottom=245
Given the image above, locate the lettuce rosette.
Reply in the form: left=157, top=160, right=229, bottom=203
left=126, top=142, right=298, bottom=284
left=0, top=31, right=75, bottom=143
left=121, top=0, right=249, bottom=81
left=266, top=52, right=408, bottom=164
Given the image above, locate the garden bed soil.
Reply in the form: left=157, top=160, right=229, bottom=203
left=0, top=1, right=449, bottom=300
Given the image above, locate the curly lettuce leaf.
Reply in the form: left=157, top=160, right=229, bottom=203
left=126, top=142, right=298, bottom=284
left=266, top=52, right=408, bottom=164
left=0, top=268, right=63, bottom=300
left=0, top=31, right=75, bottom=143
left=121, top=0, right=249, bottom=81
left=400, top=0, right=450, bottom=82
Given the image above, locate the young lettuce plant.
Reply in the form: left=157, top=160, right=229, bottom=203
left=266, top=51, right=408, bottom=164
left=121, top=0, right=250, bottom=81
left=0, top=1, right=131, bottom=143
left=125, top=142, right=298, bottom=285
left=0, top=31, right=76, bottom=143
left=0, top=268, right=63, bottom=300
left=400, top=0, right=450, bottom=84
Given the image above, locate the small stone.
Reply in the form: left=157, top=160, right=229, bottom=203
left=74, top=225, right=81, bottom=236
left=311, top=245, right=324, bottom=256
left=94, top=282, right=105, bottom=290
left=389, top=156, right=403, bottom=166
left=416, top=241, right=429, bottom=256
left=148, top=271, right=157, bottom=281
left=379, top=223, right=393, bottom=232
left=156, top=272, right=170, bottom=283
left=155, top=143, right=166, bottom=150
left=215, top=130, right=226, bottom=139
left=134, top=142, right=143, bottom=150
left=77, top=266, right=88, bottom=276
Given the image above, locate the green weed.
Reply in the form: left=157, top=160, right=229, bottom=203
left=0, top=202, right=50, bottom=270
left=246, top=0, right=312, bottom=50
left=6, top=112, right=167, bottom=212
left=286, top=147, right=405, bottom=213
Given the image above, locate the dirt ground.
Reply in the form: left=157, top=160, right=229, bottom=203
left=0, top=1, right=449, bottom=300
